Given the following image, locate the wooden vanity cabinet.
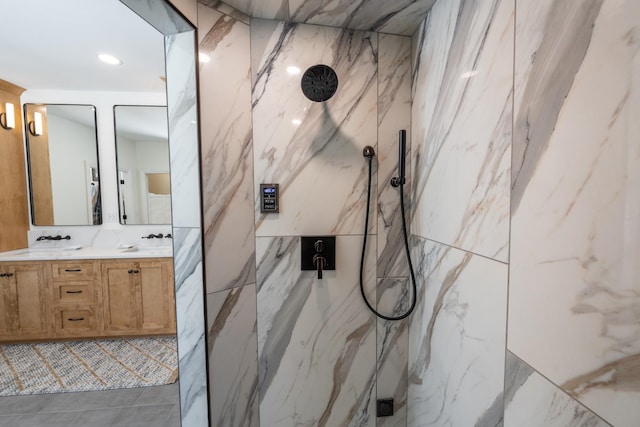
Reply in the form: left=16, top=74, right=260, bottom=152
left=0, top=257, right=175, bottom=343
left=0, top=263, right=49, bottom=340
left=50, top=260, right=100, bottom=338
left=101, top=258, right=176, bottom=336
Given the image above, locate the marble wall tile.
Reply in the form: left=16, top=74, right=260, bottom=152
left=377, top=34, right=412, bottom=279
left=376, top=278, right=409, bottom=427
left=166, top=31, right=202, bottom=229
left=504, top=352, right=610, bottom=427
left=256, top=235, right=377, bottom=426
left=509, top=1, right=640, bottom=426
left=411, top=0, right=512, bottom=262
left=120, top=0, right=193, bottom=34
left=211, top=0, right=289, bottom=21
left=198, top=4, right=256, bottom=294
left=198, top=0, right=251, bottom=24
left=207, top=284, right=259, bottom=427
left=407, top=235, right=507, bottom=427
left=251, top=20, right=378, bottom=237
left=173, top=227, right=209, bottom=427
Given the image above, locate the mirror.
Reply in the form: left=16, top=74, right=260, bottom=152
left=24, top=103, right=101, bottom=226
left=114, top=105, right=171, bottom=225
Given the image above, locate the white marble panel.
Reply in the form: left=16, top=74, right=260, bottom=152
left=207, top=284, right=259, bottom=427
left=376, top=278, right=409, bottom=427
left=166, top=31, right=201, bottom=229
left=251, top=21, right=378, bottom=237
left=120, top=0, right=193, bottom=34
left=220, top=0, right=289, bottom=21
left=26, top=226, right=171, bottom=249
left=377, top=0, right=438, bottom=37
left=173, top=227, right=209, bottom=427
left=198, top=5, right=256, bottom=293
left=287, top=0, right=434, bottom=36
left=256, top=235, right=376, bottom=426
left=509, top=1, right=640, bottom=426
left=377, top=34, right=412, bottom=278
left=407, top=235, right=507, bottom=427
left=411, top=0, right=512, bottom=262
left=504, top=352, right=609, bottom=427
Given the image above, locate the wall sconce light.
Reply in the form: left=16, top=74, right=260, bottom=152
left=0, top=102, right=15, bottom=130
left=28, top=112, right=43, bottom=136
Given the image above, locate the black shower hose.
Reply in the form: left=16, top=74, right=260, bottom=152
left=359, top=155, right=417, bottom=321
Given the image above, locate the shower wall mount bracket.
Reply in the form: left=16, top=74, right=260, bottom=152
left=301, top=236, right=335, bottom=279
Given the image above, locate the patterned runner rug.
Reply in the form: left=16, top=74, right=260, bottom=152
left=0, top=337, right=178, bottom=396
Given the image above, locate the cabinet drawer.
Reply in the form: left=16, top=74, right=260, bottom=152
left=57, top=309, right=95, bottom=331
left=51, top=262, right=95, bottom=280
left=56, top=282, right=94, bottom=304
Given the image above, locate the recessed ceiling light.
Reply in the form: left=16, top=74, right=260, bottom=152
left=287, top=66, right=301, bottom=75
left=460, top=70, right=478, bottom=79
left=199, top=53, right=211, bottom=63
left=292, top=118, right=302, bottom=126
left=98, top=53, right=122, bottom=65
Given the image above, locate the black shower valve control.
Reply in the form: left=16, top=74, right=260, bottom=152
left=301, top=236, right=336, bottom=280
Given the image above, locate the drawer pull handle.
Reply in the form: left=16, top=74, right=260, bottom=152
left=0, top=274, right=5, bottom=277
left=128, top=269, right=133, bottom=274
left=64, top=269, right=82, bottom=272
left=5, top=273, right=13, bottom=277
left=65, top=290, right=83, bottom=294
left=67, top=317, right=85, bottom=321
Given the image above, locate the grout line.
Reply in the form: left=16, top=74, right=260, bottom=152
left=409, top=234, right=509, bottom=265
left=506, top=351, right=614, bottom=427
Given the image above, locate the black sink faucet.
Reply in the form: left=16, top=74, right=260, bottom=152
left=142, top=233, right=164, bottom=239
left=36, top=235, right=71, bottom=241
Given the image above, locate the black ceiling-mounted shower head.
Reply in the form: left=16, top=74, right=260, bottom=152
left=301, top=65, right=338, bottom=102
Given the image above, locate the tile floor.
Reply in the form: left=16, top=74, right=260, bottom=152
left=0, top=382, right=180, bottom=427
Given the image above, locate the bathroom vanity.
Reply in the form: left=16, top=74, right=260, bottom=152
left=0, top=248, right=175, bottom=343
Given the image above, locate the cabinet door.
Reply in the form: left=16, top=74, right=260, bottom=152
left=138, top=260, right=175, bottom=333
left=101, top=261, right=138, bottom=332
left=0, top=264, right=48, bottom=339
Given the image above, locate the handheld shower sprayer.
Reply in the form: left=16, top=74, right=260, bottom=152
left=390, top=130, right=406, bottom=187
left=359, top=130, right=417, bottom=321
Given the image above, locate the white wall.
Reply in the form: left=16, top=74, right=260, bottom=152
left=47, top=113, right=96, bottom=224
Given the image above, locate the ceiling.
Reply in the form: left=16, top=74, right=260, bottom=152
left=213, top=0, right=437, bottom=36
left=0, top=0, right=166, bottom=93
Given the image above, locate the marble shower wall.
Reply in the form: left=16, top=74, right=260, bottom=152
left=199, top=2, right=413, bottom=425
left=509, top=0, right=640, bottom=426
left=410, top=0, right=639, bottom=426
left=197, top=4, right=258, bottom=427
left=408, top=0, right=512, bottom=424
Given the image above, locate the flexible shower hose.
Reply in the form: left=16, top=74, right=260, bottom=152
left=359, top=154, right=417, bottom=321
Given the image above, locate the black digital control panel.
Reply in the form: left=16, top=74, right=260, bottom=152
left=260, top=183, right=279, bottom=213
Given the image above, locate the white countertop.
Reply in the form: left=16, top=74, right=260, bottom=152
left=0, top=245, right=173, bottom=261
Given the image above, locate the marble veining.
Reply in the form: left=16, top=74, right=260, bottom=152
left=408, top=235, right=507, bottom=427
left=252, top=21, right=378, bottom=237
left=508, top=0, right=640, bottom=425
left=166, top=32, right=201, bottom=229
left=377, top=33, right=412, bottom=279
left=207, top=284, right=259, bottom=427
left=256, top=236, right=376, bottom=426
left=511, top=0, right=604, bottom=212
left=173, top=227, right=208, bottom=427
left=221, top=0, right=436, bottom=36
left=505, top=352, right=610, bottom=427
left=198, top=5, right=256, bottom=293
left=376, top=278, right=409, bottom=427
left=411, top=0, right=512, bottom=262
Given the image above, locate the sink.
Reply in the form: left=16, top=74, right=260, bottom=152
left=120, top=245, right=172, bottom=255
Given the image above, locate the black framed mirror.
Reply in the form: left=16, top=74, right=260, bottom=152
left=24, top=103, right=101, bottom=226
